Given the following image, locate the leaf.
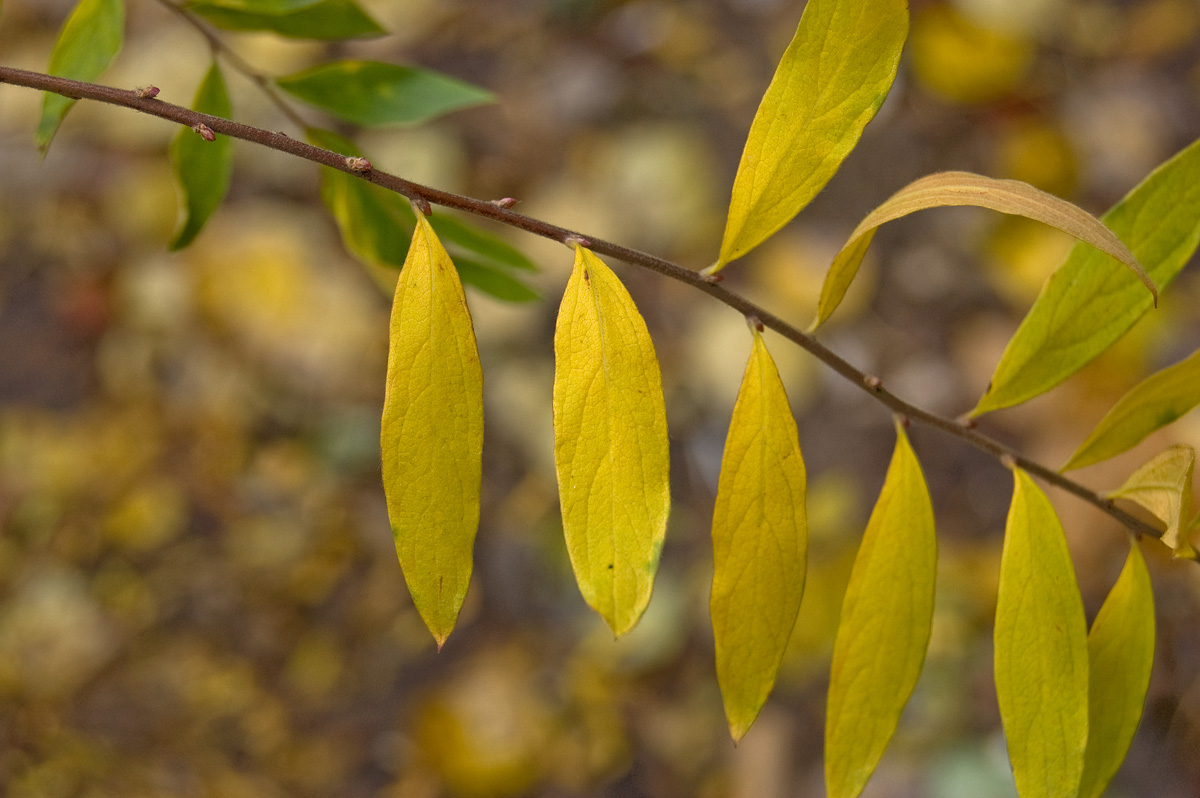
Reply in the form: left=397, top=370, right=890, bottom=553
left=35, top=0, right=124, bottom=153
left=973, top=137, right=1200, bottom=416
left=183, top=0, right=323, bottom=12
left=711, top=0, right=907, bottom=272
left=380, top=214, right=483, bottom=647
left=309, top=129, right=537, bottom=302
left=1106, top=445, right=1196, bottom=559
left=995, top=470, right=1089, bottom=798
left=710, top=328, right=808, bottom=741
left=553, top=246, right=670, bottom=637
left=1077, top=542, right=1155, bottom=798
left=185, top=0, right=384, bottom=40
left=277, top=61, right=493, bottom=127
left=169, top=63, right=234, bottom=250
left=825, top=420, right=936, bottom=798
left=1062, top=346, right=1200, bottom=471
left=811, top=171, right=1154, bottom=331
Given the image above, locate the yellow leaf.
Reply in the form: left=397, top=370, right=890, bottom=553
left=1078, top=541, right=1155, bottom=798
left=553, top=246, right=670, bottom=637
left=826, top=420, right=936, bottom=798
left=811, top=171, right=1154, bottom=330
left=1106, top=445, right=1196, bottom=559
left=711, top=0, right=908, bottom=272
left=710, top=328, right=807, bottom=741
left=381, top=213, right=483, bottom=647
left=995, top=470, right=1089, bottom=798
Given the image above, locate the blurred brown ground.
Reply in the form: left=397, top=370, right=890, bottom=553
left=1, top=0, right=1200, bottom=796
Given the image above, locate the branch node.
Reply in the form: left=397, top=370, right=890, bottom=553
left=897, top=413, right=911, bottom=428
left=191, top=123, right=216, bottom=142
left=134, top=85, right=159, bottom=99
left=345, top=156, right=372, bottom=173
left=863, top=374, right=883, bottom=391
left=744, top=315, right=764, bottom=333
left=411, top=197, right=432, bottom=217
left=703, top=273, right=724, bottom=284
left=564, top=235, right=591, bottom=250
left=491, top=197, right=518, bottom=209
left=955, top=413, right=978, bottom=429
left=1000, top=453, right=1018, bottom=471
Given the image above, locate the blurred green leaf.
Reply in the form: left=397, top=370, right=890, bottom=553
left=185, top=0, right=384, bottom=40
left=826, top=420, right=935, bottom=798
left=169, top=63, right=233, bottom=250
left=1063, top=346, right=1200, bottom=471
left=278, top=61, right=493, bottom=127
left=186, top=0, right=323, bottom=12
left=428, top=215, right=538, bottom=273
left=712, top=0, right=907, bottom=272
left=995, top=470, right=1089, bottom=798
left=1078, top=542, right=1155, bottom=798
left=1107, top=445, right=1196, bottom=559
left=36, top=0, right=124, bottom=153
left=454, top=258, right=539, bottom=302
left=973, top=137, right=1200, bottom=416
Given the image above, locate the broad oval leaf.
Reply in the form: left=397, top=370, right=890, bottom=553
left=811, top=171, right=1153, bottom=330
left=381, top=214, right=483, bottom=647
left=973, top=136, right=1200, bottom=416
left=36, top=0, right=124, bottom=153
left=711, top=0, right=907, bottom=272
left=553, top=246, right=670, bottom=637
left=1078, top=541, right=1155, bottom=798
left=1063, top=346, right=1200, bottom=471
left=826, top=420, right=936, bottom=798
left=277, top=61, right=493, bottom=127
left=185, top=0, right=384, bottom=40
left=710, top=328, right=808, bottom=742
left=1106, top=445, right=1196, bottom=559
left=169, top=63, right=233, bottom=250
left=995, top=470, right=1089, bottom=798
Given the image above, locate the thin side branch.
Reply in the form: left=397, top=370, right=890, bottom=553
left=0, top=65, right=1174, bottom=548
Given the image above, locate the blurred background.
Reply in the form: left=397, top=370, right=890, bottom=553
left=2, top=0, right=1200, bottom=795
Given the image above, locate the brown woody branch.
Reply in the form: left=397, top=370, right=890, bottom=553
left=0, top=64, right=1176, bottom=550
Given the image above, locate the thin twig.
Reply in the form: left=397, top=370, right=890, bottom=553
left=0, top=65, right=1178, bottom=550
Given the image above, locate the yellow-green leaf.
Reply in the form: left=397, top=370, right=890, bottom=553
left=973, top=137, right=1200, bottom=416
left=1106, top=445, right=1196, bottom=559
left=711, top=0, right=907, bottom=272
left=1063, top=346, right=1200, bottom=472
left=169, top=63, right=234, bottom=250
left=995, top=470, right=1089, bottom=798
left=826, top=420, right=935, bottom=798
left=36, top=0, right=124, bottom=153
left=811, top=171, right=1153, bottom=331
left=553, top=246, right=670, bottom=637
left=1077, top=542, right=1155, bottom=798
left=710, top=328, right=808, bottom=741
left=381, top=213, right=483, bottom=647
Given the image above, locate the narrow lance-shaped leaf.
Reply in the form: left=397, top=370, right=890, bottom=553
left=711, top=327, right=808, bottom=742
left=995, top=470, right=1089, bottom=798
left=811, top=171, right=1154, bottom=330
left=1063, top=346, right=1200, bottom=472
left=826, top=419, right=936, bottom=798
left=381, top=213, right=483, bottom=647
left=1106, top=445, right=1196, bottom=559
left=277, top=61, right=493, bottom=127
left=973, top=136, right=1200, bottom=416
left=36, top=0, right=124, bottom=153
left=710, top=0, right=908, bottom=272
left=169, top=63, right=233, bottom=250
left=553, top=246, right=670, bottom=637
left=1078, top=541, right=1155, bottom=798
left=185, top=0, right=384, bottom=40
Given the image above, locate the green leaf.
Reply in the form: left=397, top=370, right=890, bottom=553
left=185, top=0, right=384, bottom=40
left=183, top=0, right=322, bottom=12
left=1077, top=542, right=1155, bottom=798
left=553, top=246, right=670, bottom=637
left=1106, top=445, right=1196, bottom=559
left=169, top=63, right=233, bottom=250
left=36, top=0, right=124, bottom=153
left=973, top=137, right=1200, bottom=416
left=428, top=214, right=538, bottom=273
left=277, top=61, right=493, bottom=127
left=1063, top=346, right=1200, bottom=471
left=381, top=214, right=483, bottom=647
left=711, top=0, right=907, bottom=272
left=453, top=257, right=540, bottom=303
left=710, top=328, right=808, bottom=741
left=995, top=470, right=1089, bottom=798
left=811, top=171, right=1153, bottom=331
left=826, top=420, right=936, bottom=798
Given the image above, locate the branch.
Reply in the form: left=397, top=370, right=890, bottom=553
left=0, top=65, right=1174, bottom=549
